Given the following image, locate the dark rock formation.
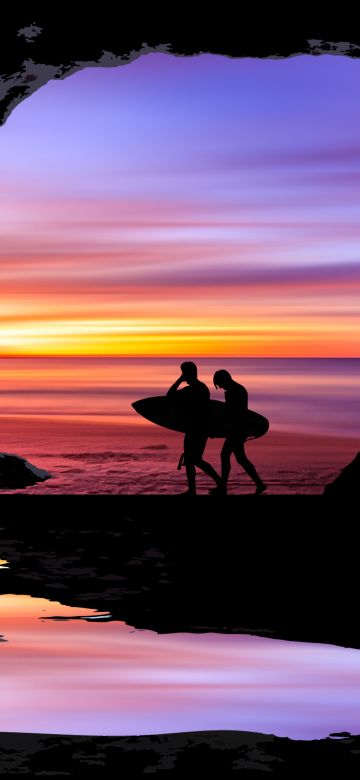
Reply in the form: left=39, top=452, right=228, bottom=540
left=0, top=454, right=50, bottom=489
left=2, top=17, right=360, bottom=125
left=323, top=452, right=360, bottom=496
left=0, top=509, right=358, bottom=648
left=0, top=730, right=360, bottom=776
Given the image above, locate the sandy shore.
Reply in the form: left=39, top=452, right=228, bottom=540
left=0, top=415, right=357, bottom=493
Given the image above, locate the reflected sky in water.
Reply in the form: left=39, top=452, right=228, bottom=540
left=1, top=595, right=360, bottom=739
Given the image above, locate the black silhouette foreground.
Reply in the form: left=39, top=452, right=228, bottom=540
left=166, top=362, right=224, bottom=495
left=323, top=452, right=360, bottom=496
left=0, top=453, right=51, bottom=489
left=211, top=370, right=267, bottom=495
left=0, top=730, right=359, bottom=776
left=2, top=518, right=358, bottom=648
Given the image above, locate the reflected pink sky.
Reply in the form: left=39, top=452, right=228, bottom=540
left=1, top=595, right=360, bottom=739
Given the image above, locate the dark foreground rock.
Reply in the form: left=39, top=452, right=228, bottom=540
left=0, top=506, right=359, bottom=649
left=323, top=452, right=360, bottom=496
left=0, top=454, right=51, bottom=489
left=2, top=16, right=360, bottom=125
left=0, top=730, right=359, bottom=776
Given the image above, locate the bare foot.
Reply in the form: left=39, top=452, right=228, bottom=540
left=255, top=482, right=267, bottom=495
left=208, top=484, right=227, bottom=495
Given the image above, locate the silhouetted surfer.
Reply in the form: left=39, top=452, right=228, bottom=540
left=212, top=370, right=267, bottom=495
left=167, top=362, right=224, bottom=495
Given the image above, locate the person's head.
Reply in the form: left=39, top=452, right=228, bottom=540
left=213, top=369, right=232, bottom=390
left=181, top=361, right=198, bottom=383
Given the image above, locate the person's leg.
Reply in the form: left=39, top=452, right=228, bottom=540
left=220, top=439, right=232, bottom=486
left=233, top=441, right=267, bottom=492
left=195, top=435, right=224, bottom=488
left=184, top=463, right=196, bottom=493
left=197, top=458, right=223, bottom=486
left=183, top=432, right=196, bottom=494
left=208, top=440, right=230, bottom=494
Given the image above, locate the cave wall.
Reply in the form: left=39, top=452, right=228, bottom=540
left=1, top=17, right=360, bottom=125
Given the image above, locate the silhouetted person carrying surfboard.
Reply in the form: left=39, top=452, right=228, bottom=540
left=167, top=362, right=224, bottom=495
left=212, top=370, right=267, bottom=495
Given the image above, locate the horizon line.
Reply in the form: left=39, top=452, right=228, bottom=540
left=0, top=354, right=358, bottom=360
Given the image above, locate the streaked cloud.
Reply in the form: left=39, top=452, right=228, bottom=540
left=0, top=53, right=359, bottom=356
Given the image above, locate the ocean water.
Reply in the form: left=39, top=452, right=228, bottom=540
left=0, top=357, right=358, bottom=494
left=1, top=592, right=360, bottom=740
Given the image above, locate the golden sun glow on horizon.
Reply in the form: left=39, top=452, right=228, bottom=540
left=1, top=55, right=360, bottom=364
left=0, top=316, right=359, bottom=357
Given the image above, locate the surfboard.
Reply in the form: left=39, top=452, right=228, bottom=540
left=132, top=396, right=269, bottom=440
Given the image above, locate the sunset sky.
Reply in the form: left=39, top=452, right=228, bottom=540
left=0, top=52, right=359, bottom=357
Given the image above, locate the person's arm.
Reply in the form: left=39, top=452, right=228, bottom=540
left=166, top=375, right=184, bottom=397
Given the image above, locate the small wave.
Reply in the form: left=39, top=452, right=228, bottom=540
left=45, top=450, right=167, bottom=463
left=141, top=444, right=169, bottom=450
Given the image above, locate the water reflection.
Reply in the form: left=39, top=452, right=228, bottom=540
left=1, top=594, right=360, bottom=740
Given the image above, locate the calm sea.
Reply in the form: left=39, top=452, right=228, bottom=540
left=0, top=357, right=358, bottom=494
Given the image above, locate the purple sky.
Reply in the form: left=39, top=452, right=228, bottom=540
left=0, top=53, right=359, bottom=356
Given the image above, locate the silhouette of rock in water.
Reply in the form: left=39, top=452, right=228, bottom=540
left=1, top=518, right=360, bottom=649
left=323, top=452, right=360, bottom=496
left=0, top=453, right=51, bottom=489
left=2, top=18, right=360, bottom=127
left=0, top=730, right=360, bottom=776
